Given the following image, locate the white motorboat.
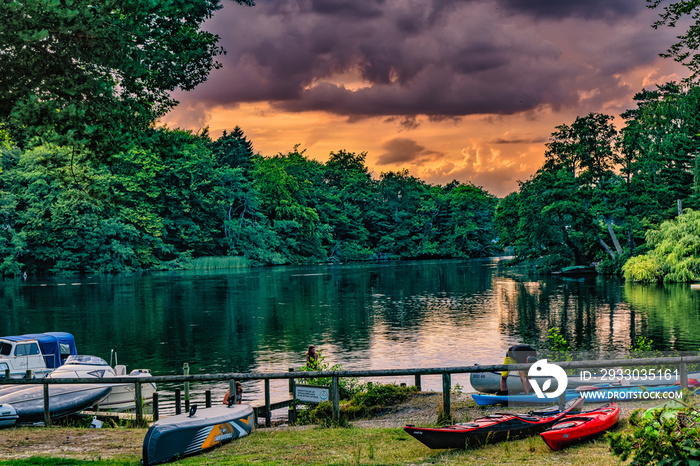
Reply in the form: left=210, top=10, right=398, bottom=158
left=47, top=355, right=156, bottom=411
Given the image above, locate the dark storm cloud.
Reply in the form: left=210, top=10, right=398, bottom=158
left=496, top=0, right=642, bottom=20
left=307, top=0, right=386, bottom=18
left=189, top=0, right=675, bottom=118
left=377, top=137, right=443, bottom=165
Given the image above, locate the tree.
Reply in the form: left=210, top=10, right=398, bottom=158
left=619, top=84, right=699, bottom=222
left=442, top=183, right=497, bottom=257
left=253, top=149, right=327, bottom=263
left=0, top=0, right=254, bottom=153
left=7, top=144, right=165, bottom=274
left=371, top=170, right=429, bottom=258
left=648, top=0, right=700, bottom=79
left=210, top=126, right=257, bottom=175
left=321, top=150, right=374, bottom=261
left=623, top=209, right=700, bottom=283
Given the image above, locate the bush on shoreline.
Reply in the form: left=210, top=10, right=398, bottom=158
left=296, top=382, right=417, bottom=427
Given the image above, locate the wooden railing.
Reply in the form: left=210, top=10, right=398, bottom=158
left=3, top=355, right=700, bottom=427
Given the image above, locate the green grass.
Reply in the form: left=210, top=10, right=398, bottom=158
left=185, top=256, right=250, bottom=270
left=0, top=425, right=622, bottom=466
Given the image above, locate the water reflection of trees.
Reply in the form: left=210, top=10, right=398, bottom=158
left=5, top=260, right=700, bottom=381
left=498, top=276, right=628, bottom=353
left=495, top=274, right=700, bottom=353
left=624, top=283, right=700, bottom=351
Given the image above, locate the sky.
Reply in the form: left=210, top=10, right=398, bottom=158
left=160, top=0, right=690, bottom=197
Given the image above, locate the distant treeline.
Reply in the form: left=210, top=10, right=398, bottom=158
left=0, top=127, right=497, bottom=276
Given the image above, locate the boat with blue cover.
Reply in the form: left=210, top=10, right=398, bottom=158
left=0, top=332, right=77, bottom=378
left=472, top=383, right=684, bottom=406
left=470, top=369, right=700, bottom=394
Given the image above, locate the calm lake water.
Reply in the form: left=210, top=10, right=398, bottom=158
left=3, top=258, right=700, bottom=402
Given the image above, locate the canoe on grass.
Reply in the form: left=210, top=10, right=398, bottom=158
left=403, top=396, right=584, bottom=449
left=142, top=403, right=254, bottom=465
left=472, top=384, right=683, bottom=406
left=540, top=403, right=620, bottom=450
left=0, top=384, right=112, bottom=425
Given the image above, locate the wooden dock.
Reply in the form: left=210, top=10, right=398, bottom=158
left=250, top=395, right=295, bottom=425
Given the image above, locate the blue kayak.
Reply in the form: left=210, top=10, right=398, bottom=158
left=472, top=384, right=682, bottom=406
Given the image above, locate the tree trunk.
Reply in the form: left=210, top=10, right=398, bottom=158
left=606, top=218, right=623, bottom=256
left=627, top=228, right=635, bottom=252
left=598, top=236, right=616, bottom=260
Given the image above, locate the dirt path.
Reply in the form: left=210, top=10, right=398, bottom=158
left=0, top=427, right=145, bottom=460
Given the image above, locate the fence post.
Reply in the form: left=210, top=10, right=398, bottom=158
left=414, top=374, right=422, bottom=391
left=680, top=361, right=688, bottom=390
left=332, top=376, right=340, bottom=423
left=205, top=390, right=211, bottom=408
left=135, top=381, right=143, bottom=424
left=43, top=382, right=51, bottom=427
left=288, top=368, right=295, bottom=394
left=442, top=372, right=451, bottom=421
left=153, top=392, right=159, bottom=422
left=265, top=378, right=271, bottom=427
left=175, top=388, right=182, bottom=415
left=183, top=363, right=190, bottom=412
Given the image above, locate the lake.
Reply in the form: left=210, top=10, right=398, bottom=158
left=3, top=258, right=700, bottom=402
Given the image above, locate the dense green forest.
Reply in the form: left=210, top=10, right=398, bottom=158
left=0, top=127, right=498, bottom=275
left=496, top=84, right=700, bottom=275
left=3, top=0, right=700, bottom=279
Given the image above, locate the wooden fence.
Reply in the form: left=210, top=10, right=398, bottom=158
left=3, top=355, right=700, bottom=427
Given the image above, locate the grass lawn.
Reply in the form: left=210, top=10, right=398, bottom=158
left=0, top=423, right=622, bottom=466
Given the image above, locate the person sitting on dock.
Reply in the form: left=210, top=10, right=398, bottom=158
left=222, top=382, right=243, bottom=405
left=499, top=344, right=537, bottom=395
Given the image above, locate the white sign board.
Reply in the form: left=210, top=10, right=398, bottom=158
left=294, top=384, right=330, bottom=404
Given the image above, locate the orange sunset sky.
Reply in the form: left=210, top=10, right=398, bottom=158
left=161, top=0, right=689, bottom=198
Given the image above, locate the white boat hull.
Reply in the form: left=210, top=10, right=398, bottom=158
left=98, top=378, right=157, bottom=411
left=0, top=404, right=18, bottom=427
left=47, top=356, right=156, bottom=411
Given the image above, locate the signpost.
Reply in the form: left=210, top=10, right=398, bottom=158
left=294, top=384, right=330, bottom=404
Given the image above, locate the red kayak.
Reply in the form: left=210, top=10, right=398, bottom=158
left=404, top=396, right=584, bottom=449
left=540, top=403, right=619, bottom=450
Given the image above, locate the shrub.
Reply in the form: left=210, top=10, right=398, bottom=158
left=608, top=402, right=700, bottom=465
left=296, top=382, right=416, bottom=426
left=297, top=349, right=359, bottom=399
left=623, top=254, right=664, bottom=283
left=623, top=210, right=700, bottom=284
